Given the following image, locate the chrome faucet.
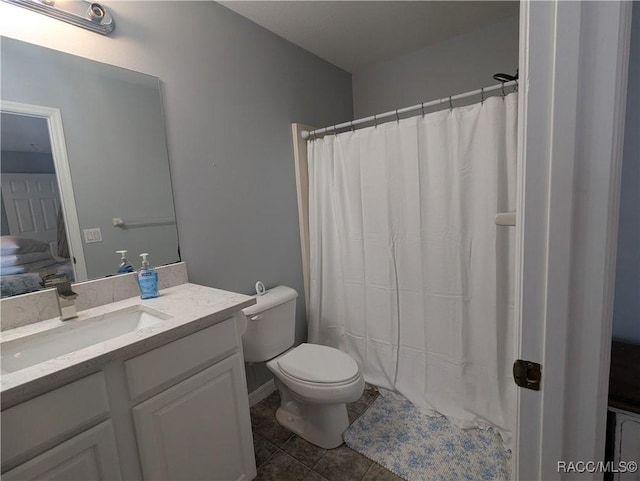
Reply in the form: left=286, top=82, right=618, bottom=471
left=40, top=273, right=78, bottom=320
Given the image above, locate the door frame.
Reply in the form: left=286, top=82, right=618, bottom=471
left=1, top=100, right=88, bottom=281
left=514, top=1, right=632, bottom=479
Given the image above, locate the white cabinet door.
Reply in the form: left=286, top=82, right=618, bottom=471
left=3, top=421, right=121, bottom=481
left=133, top=353, right=256, bottom=481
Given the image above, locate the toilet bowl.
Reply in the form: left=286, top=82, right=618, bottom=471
left=266, top=343, right=365, bottom=449
left=241, top=285, right=364, bottom=449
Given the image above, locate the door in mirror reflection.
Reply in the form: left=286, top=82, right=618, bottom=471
left=1, top=112, right=78, bottom=297
left=1, top=113, right=62, bottom=254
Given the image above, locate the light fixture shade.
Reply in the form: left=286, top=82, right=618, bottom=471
left=2, top=0, right=115, bottom=35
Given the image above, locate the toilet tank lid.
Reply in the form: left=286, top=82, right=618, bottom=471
left=243, top=285, right=298, bottom=316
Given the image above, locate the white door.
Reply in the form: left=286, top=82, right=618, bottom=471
left=133, top=353, right=256, bottom=481
left=1, top=173, right=61, bottom=255
left=516, top=1, right=632, bottom=479
left=2, top=421, right=122, bottom=481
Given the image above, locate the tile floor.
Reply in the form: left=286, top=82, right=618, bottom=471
left=251, top=386, right=403, bottom=481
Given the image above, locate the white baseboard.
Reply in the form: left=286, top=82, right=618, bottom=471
left=248, top=379, right=276, bottom=407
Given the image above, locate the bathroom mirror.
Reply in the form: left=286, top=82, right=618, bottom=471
left=0, top=37, right=180, bottom=298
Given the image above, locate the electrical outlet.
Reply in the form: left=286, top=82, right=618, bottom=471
left=83, top=228, right=102, bottom=243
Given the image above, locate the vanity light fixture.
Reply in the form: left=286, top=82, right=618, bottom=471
left=2, top=0, right=115, bottom=35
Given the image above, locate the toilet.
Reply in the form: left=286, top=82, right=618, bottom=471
left=241, top=285, right=364, bottom=449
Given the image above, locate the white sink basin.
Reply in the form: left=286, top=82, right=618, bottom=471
left=1, top=305, right=170, bottom=373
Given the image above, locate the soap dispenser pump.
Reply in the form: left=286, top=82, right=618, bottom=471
left=116, top=250, right=134, bottom=274
left=137, top=253, right=159, bottom=299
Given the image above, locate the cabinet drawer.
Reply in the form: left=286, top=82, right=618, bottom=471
left=125, top=318, right=238, bottom=400
left=1, top=373, right=110, bottom=470
left=3, top=421, right=122, bottom=481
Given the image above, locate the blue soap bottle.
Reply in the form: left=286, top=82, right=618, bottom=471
left=116, top=250, right=134, bottom=274
left=137, top=253, right=159, bottom=299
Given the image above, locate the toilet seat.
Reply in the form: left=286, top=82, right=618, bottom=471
left=277, top=343, right=360, bottom=385
left=278, top=366, right=360, bottom=388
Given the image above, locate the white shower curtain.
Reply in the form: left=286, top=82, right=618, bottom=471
left=308, top=93, right=518, bottom=441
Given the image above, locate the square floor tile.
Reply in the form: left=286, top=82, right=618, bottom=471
left=256, top=451, right=309, bottom=481
left=347, top=407, right=360, bottom=425
left=255, top=416, right=295, bottom=447
left=361, top=463, right=404, bottom=481
left=283, top=435, right=327, bottom=468
left=312, top=445, right=372, bottom=481
left=253, top=433, right=280, bottom=468
left=348, top=387, right=379, bottom=414
left=250, top=401, right=277, bottom=429
left=303, top=471, right=331, bottom=481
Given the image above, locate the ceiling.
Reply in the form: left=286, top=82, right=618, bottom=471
left=219, top=1, right=519, bottom=73
left=0, top=3, right=518, bottom=153
left=1, top=113, right=52, bottom=154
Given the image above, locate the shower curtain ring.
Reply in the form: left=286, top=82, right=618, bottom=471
left=421, top=102, right=426, bottom=116
left=395, top=109, right=400, bottom=123
left=350, top=121, right=355, bottom=132
left=480, top=87, right=485, bottom=103
left=374, top=114, right=378, bottom=128
left=501, top=83, right=506, bottom=97
left=515, top=79, right=519, bottom=92
left=332, top=125, right=338, bottom=135
left=449, top=96, right=453, bottom=111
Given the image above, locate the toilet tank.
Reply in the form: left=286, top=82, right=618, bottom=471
left=241, top=286, right=298, bottom=363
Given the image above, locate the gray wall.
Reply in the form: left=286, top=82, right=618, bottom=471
left=352, top=16, right=519, bottom=117
left=1, top=150, right=57, bottom=236
left=0, top=1, right=353, bottom=391
left=612, top=4, right=640, bottom=344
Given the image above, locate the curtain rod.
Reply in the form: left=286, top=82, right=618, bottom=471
left=301, top=80, right=518, bottom=140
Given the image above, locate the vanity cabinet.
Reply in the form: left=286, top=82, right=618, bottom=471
left=3, top=422, right=121, bottom=481
left=133, top=353, right=254, bottom=480
left=1, top=314, right=256, bottom=481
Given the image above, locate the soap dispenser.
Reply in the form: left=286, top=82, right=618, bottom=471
left=137, top=253, right=159, bottom=299
left=116, top=250, right=134, bottom=274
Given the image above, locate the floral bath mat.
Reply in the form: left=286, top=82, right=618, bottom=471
left=344, top=390, right=511, bottom=481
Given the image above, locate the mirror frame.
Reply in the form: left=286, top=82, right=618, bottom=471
left=1, top=100, right=88, bottom=280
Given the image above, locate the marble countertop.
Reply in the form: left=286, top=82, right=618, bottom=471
left=0, top=283, right=255, bottom=409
